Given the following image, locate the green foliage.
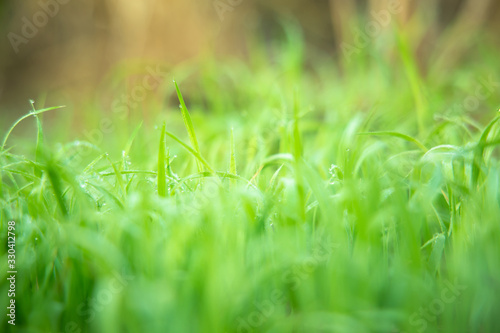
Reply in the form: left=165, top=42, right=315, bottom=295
left=1, top=36, right=500, bottom=333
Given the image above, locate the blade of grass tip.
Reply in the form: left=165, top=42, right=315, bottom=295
left=173, top=80, right=203, bottom=172
left=292, top=89, right=302, bottom=162
left=267, top=164, right=284, bottom=193
left=158, top=122, right=167, bottom=197
left=125, top=174, right=135, bottom=194
left=166, top=148, right=179, bottom=181
left=230, top=128, right=237, bottom=175
left=472, top=113, right=500, bottom=187
left=358, top=131, right=428, bottom=152
left=1, top=105, right=65, bottom=150
left=83, top=153, right=108, bottom=175
left=165, top=148, right=177, bottom=195
left=105, top=154, right=125, bottom=196
left=86, top=182, right=125, bottom=210
left=32, top=100, right=44, bottom=178
left=229, top=128, right=237, bottom=188
left=124, top=121, right=143, bottom=156
left=164, top=130, right=214, bottom=174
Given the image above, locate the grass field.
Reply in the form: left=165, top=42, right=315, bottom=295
left=1, top=27, right=500, bottom=333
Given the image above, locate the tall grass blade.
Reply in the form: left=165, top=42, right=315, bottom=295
left=106, top=155, right=125, bottom=196
left=230, top=128, right=237, bottom=175
left=472, top=114, right=500, bottom=187
left=32, top=101, right=44, bottom=178
left=174, top=80, right=203, bottom=172
left=158, top=122, right=167, bottom=197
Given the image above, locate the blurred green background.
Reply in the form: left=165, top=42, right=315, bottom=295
left=1, top=0, right=499, bottom=125
left=1, top=1, right=500, bottom=333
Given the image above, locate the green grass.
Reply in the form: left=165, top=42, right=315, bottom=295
left=1, top=32, right=500, bottom=333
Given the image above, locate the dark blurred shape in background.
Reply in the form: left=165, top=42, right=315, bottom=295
left=0, top=0, right=498, bottom=122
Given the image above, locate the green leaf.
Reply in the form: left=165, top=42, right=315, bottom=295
left=164, top=129, right=214, bottom=174
left=2, top=105, right=65, bottom=150
left=358, top=131, right=428, bottom=152
left=472, top=115, right=500, bottom=187
left=33, top=101, right=44, bottom=178
left=158, top=122, right=167, bottom=197
left=174, top=80, right=203, bottom=172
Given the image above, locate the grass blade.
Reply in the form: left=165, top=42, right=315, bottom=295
left=1, top=105, right=64, bottom=150
left=164, top=129, right=214, bottom=174
left=124, top=120, right=143, bottom=156
left=33, top=101, right=44, bottom=178
left=471, top=114, right=500, bottom=187
left=229, top=128, right=237, bottom=188
left=174, top=80, right=203, bottom=172
left=46, top=161, right=68, bottom=217
left=358, top=131, right=428, bottom=152
left=230, top=128, right=237, bottom=175
left=292, top=90, right=302, bottom=161
left=105, top=155, right=125, bottom=196
left=158, top=122, right=167, bottom=197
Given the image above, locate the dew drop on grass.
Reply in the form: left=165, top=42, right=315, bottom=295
left=29, top=99, right=35, bottom=113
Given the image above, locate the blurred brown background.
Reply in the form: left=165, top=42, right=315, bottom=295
left=0, top=0, right=499, bottom=121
